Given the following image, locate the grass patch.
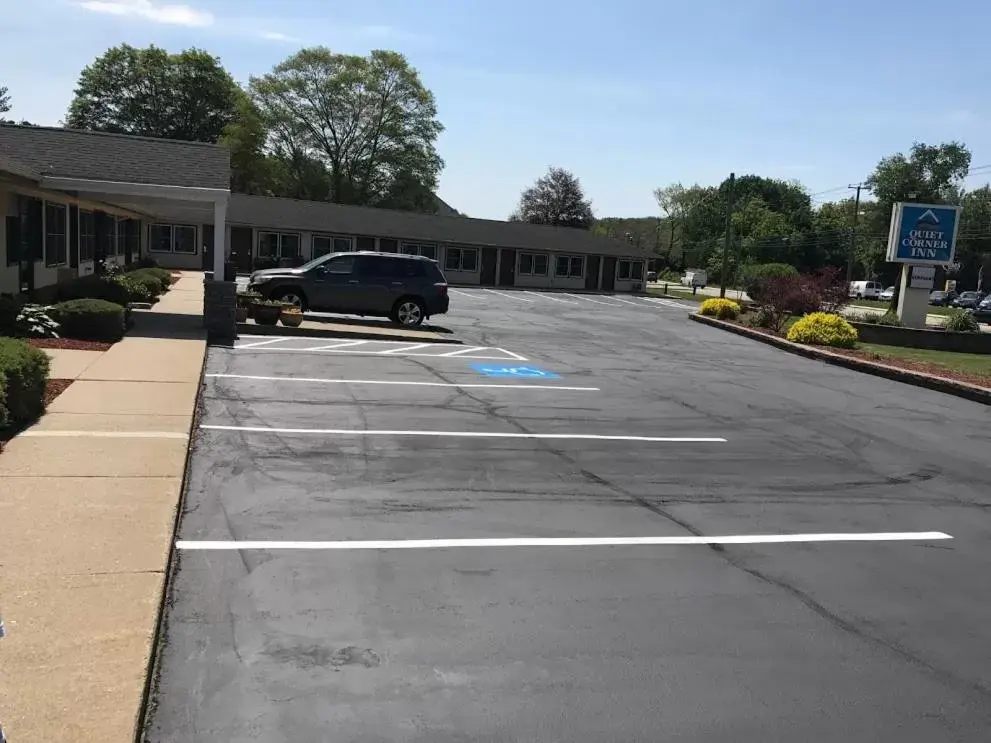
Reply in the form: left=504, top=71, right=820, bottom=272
left=848, top=298, right=954, bottom=316
left=647, top=286, right=717, bottom=303
left=857, top=343, right=991, bottom=378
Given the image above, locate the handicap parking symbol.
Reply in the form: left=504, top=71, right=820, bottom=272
left=470, top=363, right=561, bottom=379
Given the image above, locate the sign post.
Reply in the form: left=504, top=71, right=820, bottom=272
left=886, top=202, right=962, bottom=328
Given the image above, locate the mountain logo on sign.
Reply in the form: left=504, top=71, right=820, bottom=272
left=916, top=209, right=941, bottom=228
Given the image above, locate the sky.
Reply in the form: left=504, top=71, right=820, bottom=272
left=2, top=0, right=990, bottom=220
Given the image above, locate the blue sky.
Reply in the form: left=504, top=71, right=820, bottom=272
left=2, top=0, right=989, bottom=219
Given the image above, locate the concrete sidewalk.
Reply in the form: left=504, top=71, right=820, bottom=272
left=0, top=273, right=207, bottom=742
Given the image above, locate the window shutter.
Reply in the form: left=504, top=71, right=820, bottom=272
left=69, top=205, right=80, bottom=268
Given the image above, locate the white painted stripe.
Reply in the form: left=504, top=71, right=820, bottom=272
left=562, top=293, right=617, bottom=306
left=486, top=289, right=534, bottom=302
left=205, top=373, right=600, bottom=391
left=199, top=425, right=726, bottom=442
left=20, top=430, right=189, bottom=439
left=435, top=346, right=489, bottom=357
left=450, top=289, right=483, bottom=299
left=235, top=337, right=287, bottom=349
left=381, top=343, right=432, bottom=354
left=300, top=340, right=369, bottom=351
left=608, top=296, right=641, bottom=306
left=524, top=291, right=577, bottom=304
left=232, top=347, right=529, bottom=361
left=176, top=532, right=953, bottom=551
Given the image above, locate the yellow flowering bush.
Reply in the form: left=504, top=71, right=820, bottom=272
left=786, top=312, right=858, bottom=349
left=699, top=298, right=741, bottom=320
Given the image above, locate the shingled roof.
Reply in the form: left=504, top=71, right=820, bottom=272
left=228, top=194, right=650, bottom=258
left=0, top=124, right=230, bottom=190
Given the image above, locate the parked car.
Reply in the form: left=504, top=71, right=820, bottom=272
left=848, top=280, right=885, bottom=300
left=646, top=271, right=658, bottom=282
left=972, top=295, right=991, bottom=320
left=879, top=286, right=895, bottom=302
left=247, top=251, right=450, bottom=327
left=929, top=290, right=957, bottom=306
left=681, top=269, right=708, bottom=289
left=951, top=291, right=986, bottom=310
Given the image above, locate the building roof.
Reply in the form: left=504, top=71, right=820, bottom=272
left=228, top=194, right=651, bottom=258
left=0, top=124, right=230, bottom=190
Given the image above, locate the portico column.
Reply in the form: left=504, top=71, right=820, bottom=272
left=213, top=197, right=228, bottom=278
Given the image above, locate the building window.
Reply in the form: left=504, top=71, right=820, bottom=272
left=258, top=231, right=300, bottom=260
left=45, top=202, right=68, bottom=267
left=554, top=255, right=584, bottom=278
left=312, top=234, right=354, bottom=258
left=115, top=218, right=128, bottom=256
left=617, top=260, right=644, bottom=281
left=444, top=247, right=478, bottom=272
left=127, top=220, right=141, bottom=257
left=401, top=242, right=437, bottom=260
left=519, top=252, right=549, bottom=276
left=150, top=224, right=198, bottom=254
left=79, top=211, right=96, bottom=262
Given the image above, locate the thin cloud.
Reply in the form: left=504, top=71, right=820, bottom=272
left=74, top=0, right=213, bottom=27
left=258, top=31, right=299, bottom=43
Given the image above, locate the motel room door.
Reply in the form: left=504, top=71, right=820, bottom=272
left=480, top=247, right=498, bottom=286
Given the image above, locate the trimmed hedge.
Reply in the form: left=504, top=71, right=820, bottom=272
left=0, top=337, right=50, bottom=430
left=787, top=312, right=858, bottom=349
left=50, top=298, right=126, bottom=341
left=58, top=275, right=131, bottom=306
left=128, top=267, right=171, bottom=294
left=699, top=298, right=742, bottom=320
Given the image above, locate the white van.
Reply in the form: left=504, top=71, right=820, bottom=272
left=848, top=280, right=884, bottom=300
left=681, top=269, right=708, bottom=289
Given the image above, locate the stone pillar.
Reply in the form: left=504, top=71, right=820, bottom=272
left=203, top=279, right=237, bottom=342
left=213, top=198, right=228, bottom=279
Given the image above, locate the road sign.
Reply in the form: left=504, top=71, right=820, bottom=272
left=886, top=202, right=962, bottom=265
left=470, top=364, right=561, bottom=379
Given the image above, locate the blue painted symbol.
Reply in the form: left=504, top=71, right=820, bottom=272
left=470, top=363, right=561, bottom=379
left=888, top=203, right=962, bottom=265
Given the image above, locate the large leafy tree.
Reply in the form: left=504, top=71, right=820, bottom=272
left=66, top=44, right=241, bottom=142
left=249, top=47, right=444, bottom=210
left=510, top=167, right=595, bottom=229
left=0, top=85, right=10, bottom=115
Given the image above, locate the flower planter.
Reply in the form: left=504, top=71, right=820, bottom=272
left=253, top=304, right=282, bottom=326
left=280, top=310, right=303, bottom=328
left=235, top=306, right=249, bottom=323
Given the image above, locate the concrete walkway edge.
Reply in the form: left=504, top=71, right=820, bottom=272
left=690, top=313, right=991, bottom=406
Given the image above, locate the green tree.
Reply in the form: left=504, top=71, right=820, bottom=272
left=510, top=167, right=594, bottom=229
left=250, top=47, right=444, bottom=209
left=66, top=44, right=241, bottom=142
left=0, top=85, right=9, bottom=115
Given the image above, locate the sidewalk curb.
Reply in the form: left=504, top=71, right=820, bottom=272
left=133, top=346, right=207, bottom=743
left=235, top=322, right=462, bottom=345
left=690, top=313, right=991, bottom=406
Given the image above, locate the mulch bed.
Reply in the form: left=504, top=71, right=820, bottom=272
left=24, top=338, right=114, bottom=352
left=725, top=317, right=991, bottom=390
left=45, top=378, right=74, bottom=406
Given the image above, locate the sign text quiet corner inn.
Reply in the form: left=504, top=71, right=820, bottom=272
left=886, top=202, right=962, bottom=266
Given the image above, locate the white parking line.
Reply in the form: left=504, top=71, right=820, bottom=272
left=200, top=425, right=726, bottom=442
left=643, top=297, right=691, bottom=310
left=205, top=374, right=600, bottom=391
left=486, top=289, right=534, bottom=302
left=450, top=289, right=483, bottom=299
left=436, top=346, right=488, bottom=357
left=301, top=340, right=370, bottom=351
left=608, top=296, right=641, bottom=306
left=381, top=343, right=432, bottom=354
left=235, top=337, right=288, bottom=350
left=562, top=293, right=620, bottom=306
left=176, top=532, right=953, bottom=551
left=524, top=292, right=578, bottom=304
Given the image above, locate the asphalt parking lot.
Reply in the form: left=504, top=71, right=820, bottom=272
left=146, top=288, right=991, bottom=742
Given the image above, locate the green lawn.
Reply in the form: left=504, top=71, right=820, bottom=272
left=646, top=285, right=706, bottom=303
left=857, top=343, right=991, bottom=378
left=848, top=298, right=954, bottom=316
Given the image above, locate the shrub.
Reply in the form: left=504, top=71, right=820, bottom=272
left=121, top=271, right=164, bottom=299
left=0, top=337, right=50, bottom=430
left=135, top=256, right=160, bottom=269
left=59, top=275, right=131, bottom=306
left=787, top=312, right=858, bottom=348
left=942, top=308, right=980, bottom=333
left=0, top=295, right=21, bottom=335
left=853, top=311, right=904, bottom=327
left=740, top=263, right=798, bottom=304
left=699, top=298, right=741, bottom=320
left=127, top=267, right=172, bottom=293
left=49, top=299, right=126, bottom=341
left=747, top=305, right=776, bottom=329
left=15, top=305, right=60, bottom=338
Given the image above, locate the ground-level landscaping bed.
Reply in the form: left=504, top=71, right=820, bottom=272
left=835, top=344, right=991, bottom=387
left=22, top=337, right=115, bottom=352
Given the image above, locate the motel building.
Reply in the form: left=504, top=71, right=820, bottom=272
left=0, top=124, right=651, bottom=300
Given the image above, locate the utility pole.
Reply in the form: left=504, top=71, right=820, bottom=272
left=720, top=172, right=735, bottom=298
left=846, top=183, right=865, bottom=285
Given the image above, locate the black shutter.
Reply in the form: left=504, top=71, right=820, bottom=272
left=69, top=205, right=80, bottom=268
left=27, top=198, right=43, bottom=263
left=5, top=216, right=19, bottom=266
